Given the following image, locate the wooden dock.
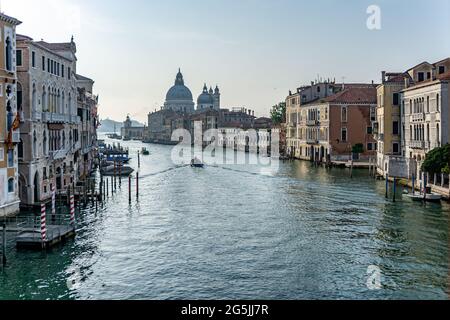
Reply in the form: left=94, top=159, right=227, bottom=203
left=16, top=225, right=76, bottom=249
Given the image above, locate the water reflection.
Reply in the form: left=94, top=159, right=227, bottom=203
left=0, top=137, right=449, bottom=300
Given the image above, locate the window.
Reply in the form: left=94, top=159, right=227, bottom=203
left=61, top=65, right=64, bottom=77
left=68, top=67, right=71, bottom=79
left=427, top=96, right=430, bottom=113
left=7, top=149, right=14, bottom=167
left=367, top=126, right=373, bottom=135
left=418, top=72, right=424, bottom=82
left=393, top=143, right=399, bottom=154
left=341, top=106, right=348, bottom=122
left=8, top=178, right=14, bottom=193
left=16, top=49, right=23, bottom=66
left=42, top=56, right=45, bottom=70
left=393, top=121, right=399, bottom=135
left=5, top=37, right=13, bottom=71
left=32, top=51, right=36, bottom=68
left=427, top=72, right=431, bottom=80
left=393, top=93, right=399, bottom=106
left=341, top=128, right=347, bottom=142
left=47, top=58, right=50, bottom=72
left=367, top=143, right=373, bottom=151
left=436, top=94, right=440, bottom=111
left=439, top=66, right=445, bottom=74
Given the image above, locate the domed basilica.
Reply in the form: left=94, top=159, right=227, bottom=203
left=164, top=69, right=220, bottom=113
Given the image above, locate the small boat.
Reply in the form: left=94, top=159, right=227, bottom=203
left=101, top=165, right=134, bottom=176
left=191, top=157, right=204, bottom=168
left=407, top=193, right=442, bottom=202
left=142, top=148, right=150, bottom=156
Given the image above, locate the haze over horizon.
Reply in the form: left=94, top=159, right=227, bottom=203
left=3, top=0, right=450, bottom=123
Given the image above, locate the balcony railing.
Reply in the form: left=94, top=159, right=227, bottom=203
left=306, top=139, right=319, bottom=145
left=410, top=140, right=425, bottom=149
left=412, top=113, right=425, bottom=122
left=306, top=120, right=319, bottom=126
left=32, top=111, right=42, bottom=121
left=49, top=149, right=67, bottom=160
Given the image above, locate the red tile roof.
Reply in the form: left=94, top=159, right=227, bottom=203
left=324, top=86, right=377, bottom=104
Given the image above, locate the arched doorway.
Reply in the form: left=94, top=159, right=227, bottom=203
left=33, top=171, right=40, bottom=203
left=19, top=174, right=27, bottom=203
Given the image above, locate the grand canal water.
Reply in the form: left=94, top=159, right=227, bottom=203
left=1, top=136, right=449, bottom=300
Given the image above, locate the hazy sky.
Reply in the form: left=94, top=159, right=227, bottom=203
left=3, top=0, right=450, bottom=123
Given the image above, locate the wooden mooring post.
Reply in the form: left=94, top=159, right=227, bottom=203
left=385, top=174, right=389, bottom=199
left=138, top=151, right=141, bottom=168
left=2, top=223, right=6, bottom=266
left=393, top=177, right=397, bottom=202
left=136, top=172, right=139, bottom=199
left=128, top=175, right=132, bottom=203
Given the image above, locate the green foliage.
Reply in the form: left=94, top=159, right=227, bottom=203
left=352, top=143, right=364, bottom=154
left=270, top=102, right=286, bottom=125
left=421, top=144, right=450, bottom=175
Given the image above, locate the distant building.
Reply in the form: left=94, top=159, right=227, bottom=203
left=121, top=115, right=145, bottom=140
left=0, top=13, right=21, bottom=217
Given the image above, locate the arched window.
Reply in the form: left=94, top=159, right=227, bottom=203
left=18, top=139, right=24, bottom=159
left=33, top=131, right=38, bottom=157
left=8, top=178, right=14, bottom=193
left=42, top=86, right=47, bottom=112
left=43, top=131, right=48, bottom=155
left=437, top=123, right=440, bottom=144
left=5, top=37, right=13, bottom=71
left=32, top=84, right=37, bottom=112
left=341, top=107, right=347, bottom=122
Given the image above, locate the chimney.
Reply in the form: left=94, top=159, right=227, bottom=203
left=404, top=78, right=410, bottom=89
left=381, top=71, right=386, bottom=83
left=252, top=111, right=255, bottom=117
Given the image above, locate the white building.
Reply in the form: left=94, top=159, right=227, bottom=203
left=402, top=59, right=450, bottom=177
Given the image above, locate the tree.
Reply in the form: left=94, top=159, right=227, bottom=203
left=421, top=144, right=450, bottom=175
left=270, top=102, right=286, bottom=125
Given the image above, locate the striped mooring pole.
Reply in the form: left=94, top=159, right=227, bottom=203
left=70, top=195, right=75, bottom=226
left=51, top=185, right=56, bottom=222
left=41, top=203, right=47, bottom=247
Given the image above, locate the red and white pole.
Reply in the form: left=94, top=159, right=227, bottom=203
left=41, top=203, right=47, bottom=243
left=70, top=195, right=75, bottom=226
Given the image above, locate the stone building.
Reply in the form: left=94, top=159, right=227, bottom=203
left=375, top=72, right=411, bottom=177
left=76, top=74, right=99, bottom=179
left=16, top=34, right=81, bottom=206
left=401, top=58, right=450, bottom=177
left=292, top=84, right=377, bottom=162
left=121, top=115, right=145, bottom=140
left=0, top=13, right=21, bottom=217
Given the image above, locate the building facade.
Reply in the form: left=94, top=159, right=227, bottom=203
left=402, top=59, right=450, bottom=178
left=0, top=13, right=21, bottom=217
left=375, top=72, right=410, bottom=177
left=121, top=115, right=145, bottom=140
left=76, top=74, right=99, bottom=179
left=16, top=34, right=81, bottom=206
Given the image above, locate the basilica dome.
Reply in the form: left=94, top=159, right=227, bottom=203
left=197, top=84, right=214, bottom=105
left=166, top=69, right=193, bottom=102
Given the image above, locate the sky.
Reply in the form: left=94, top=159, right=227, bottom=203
left=2, top=0, right=450, bottom=123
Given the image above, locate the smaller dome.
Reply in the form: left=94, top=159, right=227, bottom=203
left=198, top=92, right=214, bottom=105
left=197, top=84, right=214, bottom=105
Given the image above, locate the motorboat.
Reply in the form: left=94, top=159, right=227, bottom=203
left=407, top=193, right=442, bottom=202
left=142, top=147, right=150, bottom=156
left=191, top=157, right=204, bottom=168
left=101, top=165, right=134, bottom=176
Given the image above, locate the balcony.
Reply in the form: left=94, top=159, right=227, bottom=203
left=412, top=113, right=424, bottom=122
left=306, top=120, right=319, bottom=126
left=32, top=111, right=42, bottom=121
left=410, top=141, right=425, bottom=149
left=42, top=112, right=69, bottom=123
left=306, top=139, right=319, bottom=145
left=70, top=115, right=81, bottom=124
left=49, top=149, right=67, bottom=160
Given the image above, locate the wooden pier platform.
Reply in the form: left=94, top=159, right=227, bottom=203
left=16, top=225, right=76, bottom=249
